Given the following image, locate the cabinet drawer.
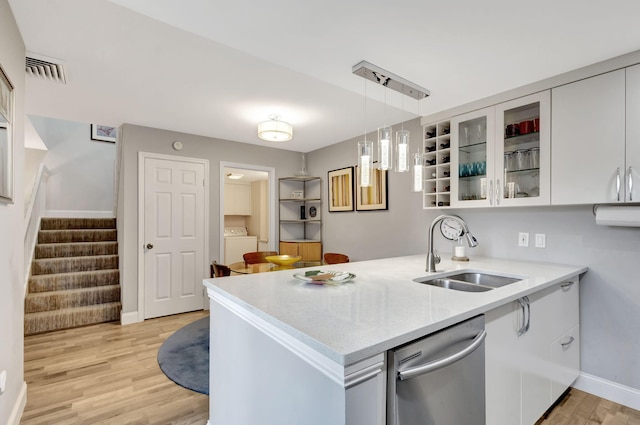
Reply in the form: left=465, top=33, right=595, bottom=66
left=550, top=325, right=580, bottom=402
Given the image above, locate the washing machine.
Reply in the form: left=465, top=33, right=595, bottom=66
left=224, top=227, right=258, bottom=265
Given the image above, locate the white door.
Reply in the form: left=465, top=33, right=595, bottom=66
left=143, top=155, right=207, bottom=319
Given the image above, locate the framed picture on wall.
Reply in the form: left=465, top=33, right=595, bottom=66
left=355, top=166, right=388, bottom=211
left=0, top=64, right=14, bottom=203
left=91, top=124, right=117, bottom=143
left=328, top=167, right=354, bottom=212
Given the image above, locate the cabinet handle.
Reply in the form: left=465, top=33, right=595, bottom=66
left=489, top=180, right=494, bottom=206
left=517, top=296, right=530, bottom=337
left=561, top=336, right=575, bottom=348
left=496, top=179, right=501, bottom=205
left=616, top=167, right=621, bottom=202
left=629, top=167, right=634, bottom=202
left=560, top=281, right=575, bottom=290
left=344, top=361, right=384, bottom=389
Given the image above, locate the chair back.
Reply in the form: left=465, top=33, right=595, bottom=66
left=211, top=261, right=231, bottom=277
left=324, top=252, right=350, bottom=264
left=243, top=251, right=278, bottom=265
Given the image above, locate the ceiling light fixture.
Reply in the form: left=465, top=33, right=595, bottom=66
left=257, top=114, right=293, bottom=142
left=227, top=173, right=244, bottom=180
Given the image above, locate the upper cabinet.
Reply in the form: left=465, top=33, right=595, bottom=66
left=447, top=91, right=550, bottom=208
left=625, top=65, right=640, bottom=202
left=224, top=182, right=252, bottom=215
left=551, top=69, right=627, bottom=204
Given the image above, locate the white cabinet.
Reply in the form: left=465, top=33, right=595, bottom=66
left=625, top=64, right=640, bottom=202
left=448, top=91, right=550, bottom=208
left=551, top=69, right=626, bottom=204
left=224, top=182, right=252, bottom=215
left=422, top=120, right=452, bottom=208
left=485, top=276, right=580, bottom=425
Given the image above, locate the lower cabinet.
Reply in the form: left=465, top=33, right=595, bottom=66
left=485, top=276, right=580, bottom=425
left=279, top=241, right=322, bottom=261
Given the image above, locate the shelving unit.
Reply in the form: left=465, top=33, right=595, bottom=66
left=278, top=176, right=322, bottom=261
left=422, top=119, right=451, bottom=208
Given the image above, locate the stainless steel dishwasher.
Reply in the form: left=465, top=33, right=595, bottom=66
left=387, top=315, right=486, bottom=425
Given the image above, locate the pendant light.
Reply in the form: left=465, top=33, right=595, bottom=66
left=358, top=80, right=373, bottom=187
left=412, top=152, right=424, bottom=192
left=395, top=87, right=410, bottom=172
left=377, top=87, right=392, bottom=171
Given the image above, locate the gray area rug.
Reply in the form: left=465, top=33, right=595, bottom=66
left=157, top=316, right=209, bottom=395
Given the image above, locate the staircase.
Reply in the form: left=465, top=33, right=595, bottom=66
left=24, top=218, right=121, bottom=335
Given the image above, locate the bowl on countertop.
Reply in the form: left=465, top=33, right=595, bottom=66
left=265, top=255, right=302, bottom=266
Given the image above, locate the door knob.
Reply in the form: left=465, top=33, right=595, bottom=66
left=146, top=243, right=154, bottom=249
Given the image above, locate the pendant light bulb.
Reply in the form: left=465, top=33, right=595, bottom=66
left=378, top=126, right=393, bottom=170
left=395, top=129, right=410, bottom=172
left=358, top=140, right=373, bottom=187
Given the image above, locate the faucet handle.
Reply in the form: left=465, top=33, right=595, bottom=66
left=434, top=249, right=441, bottom=265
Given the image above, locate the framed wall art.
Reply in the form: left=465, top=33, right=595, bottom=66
left=0, top=65, right=14, bottom=203
left=91, top=124, right=117, bottom=143
left=328, top=166, right=354, bottom=212
left=356, top=167, right=388, bottom=211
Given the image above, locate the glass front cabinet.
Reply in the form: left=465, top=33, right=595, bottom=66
left=425, top=91, right=550, bottom=208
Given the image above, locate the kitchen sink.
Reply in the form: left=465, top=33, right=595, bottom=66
left=414, top=271, right=522, bottom=292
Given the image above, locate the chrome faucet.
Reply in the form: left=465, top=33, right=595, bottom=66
left=427, top=214, right=478, bottom=272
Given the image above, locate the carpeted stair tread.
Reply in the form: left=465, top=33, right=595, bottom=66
left=24, top=302, right=122, bottom=335
left=35, top=241, right=118, bottom=259
left=40, top=217, right=116, bottom=230
left=32, top=254, right=119, bottom=275
left=38, top=229, right=117, bottom=244
left=25, top=285, right=121, bottom=313
left=29, top=269, right=120, bottom=293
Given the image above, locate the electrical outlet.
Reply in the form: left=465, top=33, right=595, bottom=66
left=0, top=370, right=6, bottom=395
left=518, top=232, right=529, bottom=247
left=535, top=233, right=546, bottom=248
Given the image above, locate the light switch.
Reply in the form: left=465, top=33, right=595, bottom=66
left=535, top=233, right=546, bottom=248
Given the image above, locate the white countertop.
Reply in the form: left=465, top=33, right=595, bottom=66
left=203, top=255, right=587, bottom=366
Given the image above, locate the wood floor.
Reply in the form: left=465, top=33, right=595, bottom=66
left=20, top=310, right=209, bottom=425
left=20, top=310, right=640, bottom=425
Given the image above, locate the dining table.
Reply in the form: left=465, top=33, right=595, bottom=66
left=229, top=260, right=322, bottom=274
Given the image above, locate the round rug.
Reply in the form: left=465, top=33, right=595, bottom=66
left=157, top=316, right=209, bottom=395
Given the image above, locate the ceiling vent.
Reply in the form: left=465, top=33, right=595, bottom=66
left=25, top=54, right=67, bottom=84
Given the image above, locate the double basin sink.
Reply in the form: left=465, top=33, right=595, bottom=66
left=414, top=270, right=523, bottom=292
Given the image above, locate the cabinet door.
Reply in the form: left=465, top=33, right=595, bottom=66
left=451, top=107, right=495, bottom=207
left=626, top=65, right=640, bottom=202
left=299, top=242, right=322, bottom=261
left=551, top=69, right=626, bottom=204
left=279, top=242, right=298, bottom=256
left=495, top=91, right=551, bottom=206
left=485, top=301, right=521, bottom=425
left=550, top=325, right=580, bottom=401
left=345, top=354, right=386, bottom=425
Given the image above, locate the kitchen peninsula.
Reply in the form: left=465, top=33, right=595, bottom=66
left=203, top=255, right=587, bottom=425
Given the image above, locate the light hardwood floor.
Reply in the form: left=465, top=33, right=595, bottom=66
left=20, top=310, right=640, bottom=425
left=21, top=310, right=209, bottom=425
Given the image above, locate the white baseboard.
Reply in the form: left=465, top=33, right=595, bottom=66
left=574, top=372, right=640, bottom=410
left=7, top=382, right=27, bottom=425
left=120, top=311, right=142, bottom=325
left=44, top=210, right=113, bottom=218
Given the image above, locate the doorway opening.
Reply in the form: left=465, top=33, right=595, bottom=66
left=219, top=162, right=276, bottom=265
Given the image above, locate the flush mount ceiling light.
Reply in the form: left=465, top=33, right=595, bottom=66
left=258, top=114, right=293, bottom=142
left=227, top=173, right=244, bottom=180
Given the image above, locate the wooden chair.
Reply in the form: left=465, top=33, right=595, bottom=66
left=243, top=251, right=278, bottom=265
left=210, top=261, right=231, bottom=278
left=323, top=252, right=350, bottom=265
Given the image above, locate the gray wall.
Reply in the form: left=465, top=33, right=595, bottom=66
left=117, top=124, right=302, bottom=314
left=309, top=117, right=640, bottom=391
left=0, top=0, right=25, bottom=423
left=29, top=116, right=115, bottom=214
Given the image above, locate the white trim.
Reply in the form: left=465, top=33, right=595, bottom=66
left=218, top=161, right=276, bottom=263
left=44, top=210, right=113, bottom=218
left=120, top=310, right=141, bottom=325
left=7, top=382, right=27, bottom=425
left=574, top=372, right=640, bottom=411
left=138, top=152, right=210, bottom=320
left=208, top=288, right=345, bottom=386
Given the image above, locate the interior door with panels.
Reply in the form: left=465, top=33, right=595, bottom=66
left=143, top=155, right=207, bottom=319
